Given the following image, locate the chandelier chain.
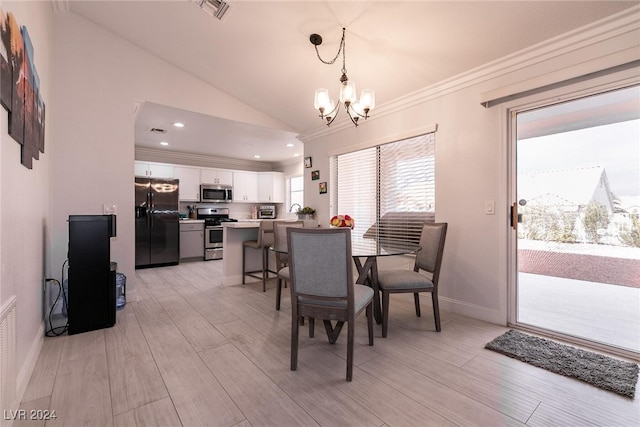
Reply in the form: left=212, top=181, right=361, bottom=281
left=314, top=28, right=346, bottom=71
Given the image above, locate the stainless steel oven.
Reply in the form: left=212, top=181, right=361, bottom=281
left=197, top=208, right=237, bottom=260
left=204, top=225, right=223, bottom=260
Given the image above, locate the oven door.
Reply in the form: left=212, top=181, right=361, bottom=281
left=204, top=226, right=223, bottom=260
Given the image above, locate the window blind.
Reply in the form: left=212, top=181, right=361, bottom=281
left=331, top=132, right=436, bottom=244
left=379, top=133, right=435, bottom=244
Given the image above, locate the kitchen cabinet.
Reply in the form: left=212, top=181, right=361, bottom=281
left=180, top=221, right=204, bottom=259
left=201, top=168, right=233, bottom=186
left=174, top=166, right=201, bottom=201
left=135, top=161, right=174, bottom=178
left=258, top=172, right=285, bottom=203
left=233, top=171, right=258, bottom=202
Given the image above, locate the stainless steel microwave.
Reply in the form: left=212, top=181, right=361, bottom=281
left=257, top=205, right=276, bottom=219
left=200, top=184, right=232, bottom=203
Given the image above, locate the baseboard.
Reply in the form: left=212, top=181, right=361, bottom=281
left=15, top=322, right=44, bottom=408
left=440, top=297, right=505, bottom=325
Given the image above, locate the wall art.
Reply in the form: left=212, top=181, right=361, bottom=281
left=0, top=8, right=46, bottom=169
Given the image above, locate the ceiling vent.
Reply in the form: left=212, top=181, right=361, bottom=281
left=149, top=127, right=167, bottom=134
left=192, top=0, right=230, bottom=20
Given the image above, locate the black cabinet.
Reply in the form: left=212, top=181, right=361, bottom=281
left=67, top=215, right=116, bottom=335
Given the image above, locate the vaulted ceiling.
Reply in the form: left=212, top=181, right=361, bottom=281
left=65, top=1, right=638, bottom=163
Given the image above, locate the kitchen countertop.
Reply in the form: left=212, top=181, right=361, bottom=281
left=223, top=221, right=260, bottom=228
left=180, top=218, right=205, bottom=223
left=223, top=219, right=318, bottom=229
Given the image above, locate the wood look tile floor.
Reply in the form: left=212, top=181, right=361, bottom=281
left=18, top=260, right=640, bottom=426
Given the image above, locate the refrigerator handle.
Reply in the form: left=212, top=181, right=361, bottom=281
left=149, top=192, right=154, bottom=227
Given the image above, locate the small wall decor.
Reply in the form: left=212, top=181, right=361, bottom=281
left=304, top=157, right=312, bottom=168
left=0, top=8, right=46, bottom=169
left=311, top=170, right=319, bottom=180
left=319, top=181, right=327, bottom=194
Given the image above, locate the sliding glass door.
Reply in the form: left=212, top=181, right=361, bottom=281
left=512, top=85, right=640, bottom=355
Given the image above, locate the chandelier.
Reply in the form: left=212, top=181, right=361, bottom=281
left=310, top=28, right=375, bottom=127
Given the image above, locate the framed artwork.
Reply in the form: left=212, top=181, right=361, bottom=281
left=311, top=170, right=319, bottom=180
left=304, top=157, right=312, bottom=168
left=319, top=181, right=327, bottom=194
left=0, top=10, right=46, bottom=169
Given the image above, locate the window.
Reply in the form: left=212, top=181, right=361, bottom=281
left=287, top=175, right=304, bottom=212
left=330, top=132, right=436, bottom=243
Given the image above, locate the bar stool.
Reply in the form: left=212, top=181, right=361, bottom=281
left=242, top=220, right=275, bottom=292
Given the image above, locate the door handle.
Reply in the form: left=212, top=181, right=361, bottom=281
left=511, top=202, right=518, bottom=231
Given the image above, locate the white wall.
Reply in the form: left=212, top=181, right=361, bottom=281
left=301, top=9, right=640, bottom=324
left=0, top=0, right=53, bottom=410
left=50, top=10, right=293, bottom=298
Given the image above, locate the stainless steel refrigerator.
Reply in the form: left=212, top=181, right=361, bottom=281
left=135, top=177, right=180, bottom=268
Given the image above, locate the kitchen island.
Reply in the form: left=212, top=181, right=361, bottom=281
left=222, top=221, right=261, bottom=285
left=222, top=219, right=318, bottom=286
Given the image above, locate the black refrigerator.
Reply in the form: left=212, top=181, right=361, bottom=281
left=67, top=214, right=117, bottom=335
left=135, top=177, right=180, bottom=268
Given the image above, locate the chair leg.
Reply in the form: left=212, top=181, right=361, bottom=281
left=241, top=246, right=246, bottom=284
left=346, top=318, right=354, bottom=381
left=291, top=311, right=299, bottom=371
left=431, top=290, right=441, bottom=332
left=276, top=278, right=282, bottom=310
left=309, top=317, right=315, bottom=338
left=382, top=290, right=390, bottom=338
left=414, top=292, right=421, bottom=317
left=366, top=302, right=374, bottom=346
left=261, top=247, right=268, bottom=292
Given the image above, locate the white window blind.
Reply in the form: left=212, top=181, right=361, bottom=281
left=331, top=132, right=436, bottom=244
left=330, top=147, right=377, bottom=237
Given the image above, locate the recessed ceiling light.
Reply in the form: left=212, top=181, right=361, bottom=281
left=293, top=153, right=300, bottom=157
left=254, top=155, right=261, bottom=159
left=160, top=141, right=169, bottom=146
left=286, top=143, right=294, bottom=147
left=173, top=122, right=184, bottom=128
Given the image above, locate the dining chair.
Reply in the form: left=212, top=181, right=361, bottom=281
left=273, top=220, right=304, bottom=310
left=242, top=220, right=275, bottom=292
left=287, top=227, right=374, bottom=381
left=377, top=222, right=448, bottom=337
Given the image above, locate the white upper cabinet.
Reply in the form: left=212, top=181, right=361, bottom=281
left=173, top=166, right=201, bottom=201
left=233, top=171, right=258, bottom=202
left=201, top=168, right=233, bottom=186
left=134, top=161, right=174, bottom=178
left=258, top=172, right=285, bottom=203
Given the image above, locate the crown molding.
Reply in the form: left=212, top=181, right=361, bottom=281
left=298, top=5, right=640, bottom=143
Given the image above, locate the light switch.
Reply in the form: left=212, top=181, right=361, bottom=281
left=485, top=201, right=495, bottom=215
left=103, top=204, right=117, bottom=215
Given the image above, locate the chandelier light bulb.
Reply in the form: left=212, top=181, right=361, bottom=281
left=359, top=89, right=375, bottom=111
left=314, top=88, right=331, bottom=112
left=340, top=80, right=357, bottom=104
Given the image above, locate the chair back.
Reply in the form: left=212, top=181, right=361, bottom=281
left=273, top=220, right=304, bottom=265
left=287, top=227, right=353, bottom=300
left=415, top=222, right=448, bottom=282
left=257, top=220, right=275, bottom=247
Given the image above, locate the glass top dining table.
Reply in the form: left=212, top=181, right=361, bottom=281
left=272, top=231, right=421, bottom=324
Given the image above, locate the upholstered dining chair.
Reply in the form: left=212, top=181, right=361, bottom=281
left=377, top=222, right=448, bottom=337
left=242, top=220, right=275, bottom=292
left=273, top=220, right=304, bottom=310
left=287, top=227, right=374, bottom=381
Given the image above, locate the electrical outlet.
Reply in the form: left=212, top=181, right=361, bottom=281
left=103, top=203, right=117, bottom=215
left=485, top=200, right=495, bottom=215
